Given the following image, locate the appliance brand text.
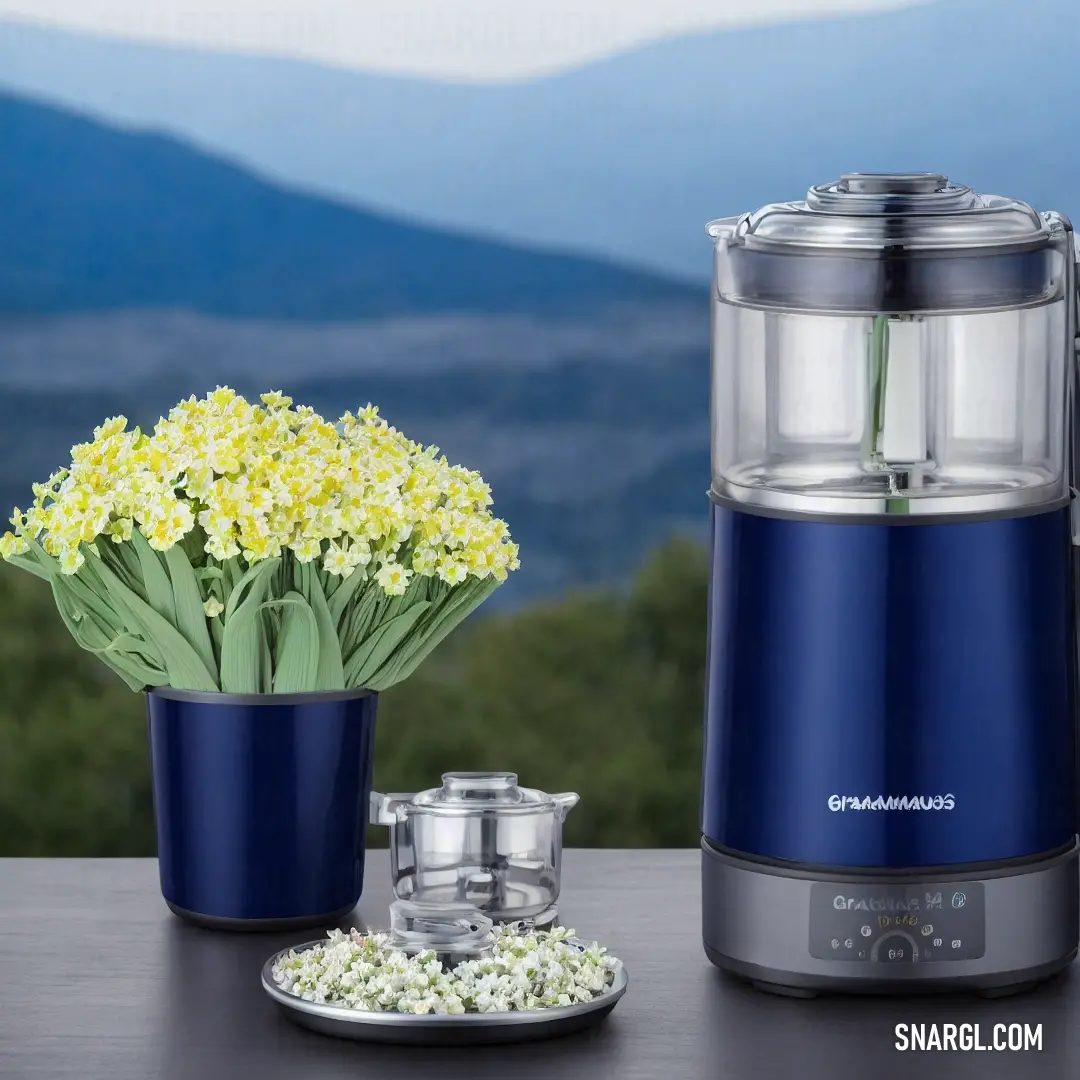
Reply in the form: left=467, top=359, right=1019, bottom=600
left=828, top=795, right=955, bottom=812
left=833, top=895, right=920, bottom=911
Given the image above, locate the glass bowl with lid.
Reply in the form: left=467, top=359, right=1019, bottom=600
left=370, top=772, right=579, bottom=923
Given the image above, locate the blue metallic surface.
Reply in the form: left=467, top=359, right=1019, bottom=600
left=147, top=689, right=378, bottom=921
left=701, top=502, right=1077, bottom=868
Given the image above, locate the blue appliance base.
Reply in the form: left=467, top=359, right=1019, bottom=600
left=701, top=501, right=1077, bottom=868
left=702, top=837, right=1079, bottom=996
left=166, top=899, right=359, bottom=933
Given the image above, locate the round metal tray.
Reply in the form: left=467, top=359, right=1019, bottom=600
left=261, top=940, right=628, bottom=1046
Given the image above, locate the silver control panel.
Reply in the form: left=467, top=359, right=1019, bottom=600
left=809, top=882, right=986, bottom=963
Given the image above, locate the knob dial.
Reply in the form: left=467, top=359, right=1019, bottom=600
left=872, top=932, right=919, bottom=963
left=839, top=173, right=948, bottom=195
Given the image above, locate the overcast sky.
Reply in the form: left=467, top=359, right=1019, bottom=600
left=0, top=0, right=922, bottom=80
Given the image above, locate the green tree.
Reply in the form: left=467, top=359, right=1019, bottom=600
left=0, top=564, right=153, bottom=854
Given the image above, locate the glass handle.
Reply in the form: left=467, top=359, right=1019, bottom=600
left=706, top=214, right=742, bottom=240
left=370, top=791, right=416, bottom=825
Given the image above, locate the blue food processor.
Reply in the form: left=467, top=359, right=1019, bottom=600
left=700, top=173, right=1080, bottom=996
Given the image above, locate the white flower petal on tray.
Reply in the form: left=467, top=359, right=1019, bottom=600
left=271, top=925, right=622, bottom=1015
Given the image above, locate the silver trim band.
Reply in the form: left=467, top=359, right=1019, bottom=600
left=710, top=477, right=1068, bottom=518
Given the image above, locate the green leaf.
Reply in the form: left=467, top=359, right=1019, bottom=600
left=94, top=633, right=170, bottom=687
left=82, top=644, right=151, bottom=691
left=259, top=612, right=274, bottom=693
left=204, top=577, right=226, bottom=611
left=163, top=545, right=219, bottom=683
left=327, top=566, right=371, bottom=629
left=96, top=655, right=155, bottom=692
left=342, top=580, right=382, bottom=655
left=343, top=600, right=431, bottom=688
left=81, top=554, right=218, bottom=692
left=224, top=557, right=281, bottom=621
left=199, top=559, right=232, bottom=613
left=179, top=523, right=208, bottom=566
left=129, top=528, right=176, bottom=625
left=104, top=633, right=167, bottom=671
left=51, top=576, right=111, bottom=650
left=15, top=535, right=60, bottom=580
left=261, top=592, right=321, bottom=694
left=3, top=552, right=52, bottom=581
left=323, top=568, right=341, bottom=599
left=300, top=561, right=345, bottom=691
left=50, top=577, right=158, bottom=691
left=222, top=556, right=243, bottom=600
left=65, top=567, right=128, bottom=637
left=384, top=574, right=426, bottom=621
left=410, top=573, right=486, bottom=639
left=208, top=607, right=224, bottom=658
left=101, top=537, right=148, bottom=600
left=218, top=560, right=282, bottom=694
left=413, top=574, right=433, bottom=604
left=368, top=577, right=499, bottom=691
left=22, top=538, right=128, bottom=636
left=219, top=591, right=270, bottom=694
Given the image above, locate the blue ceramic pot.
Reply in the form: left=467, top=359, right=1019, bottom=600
left=146, top=686, right=378, bottom=931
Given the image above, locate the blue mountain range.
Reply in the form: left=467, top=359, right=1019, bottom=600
left=0, top=0, right=1076, bottom=279
left=0, top=93, right=697, bottom=319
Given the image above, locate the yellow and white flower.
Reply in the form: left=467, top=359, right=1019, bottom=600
left=0, top=388, right=519, bottom=597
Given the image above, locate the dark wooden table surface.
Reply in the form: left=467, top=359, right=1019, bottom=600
left=0, top=851, right=1077, bottom=1079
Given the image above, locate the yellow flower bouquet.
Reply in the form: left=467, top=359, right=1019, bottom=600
left=0, top=387, right=519, bottom=694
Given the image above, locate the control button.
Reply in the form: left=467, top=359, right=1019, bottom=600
left=951, top=939, right=961, bottom=949
left=858, top=950, right=866, bottom=959
left=952, top=892, right=967, bottom=909
left=861, top=925, right=872, bottom=937
left=933, top=938, right=942, bottom=947
left=844, top=939, right=853, bottom=949
left=921, top=925, right=933, bottom=936
left=876, top=934, right=916, bottom=963
left=831, top=939, right=840, bottom=949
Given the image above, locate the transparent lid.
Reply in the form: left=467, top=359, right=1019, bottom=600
left=726, top=173, right=1049, bottom=252
left=708, top=173, right=1068, bottom=314
left=410, top=772, right=554, bottom=814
